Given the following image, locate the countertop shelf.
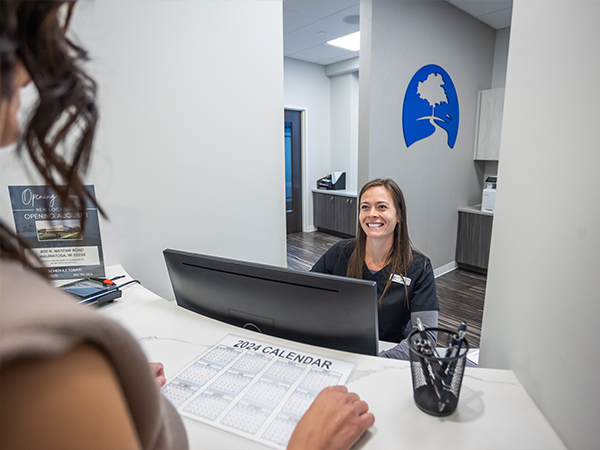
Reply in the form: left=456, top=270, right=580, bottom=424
left=458, top=204, right=494, bottom=216
left=100, top=264, right=566, bottom=450
left=312, top=188, right=357, bottom=198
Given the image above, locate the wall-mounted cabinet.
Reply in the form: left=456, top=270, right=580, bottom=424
left=313, top=190, right=357, bottom=236
left=474, top=88, right=505, bottom=161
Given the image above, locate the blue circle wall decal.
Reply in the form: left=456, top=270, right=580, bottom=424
left=402, top=64, right=459, bottom=149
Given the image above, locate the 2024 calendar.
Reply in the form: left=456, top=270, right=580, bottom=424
left=162, top=335, right=355, bottom=449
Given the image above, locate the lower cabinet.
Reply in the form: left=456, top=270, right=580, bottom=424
left=313, top=192, right=357, bottom=236
left=455, top=211, right=493, bottom=272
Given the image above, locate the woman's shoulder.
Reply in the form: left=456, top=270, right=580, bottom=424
left=0, top=260, right=134, bottom=368
left=0, top=261, right=90, bottom=329
left=0, top=260, right=188, bottom=449
left=0, top=342, right=142, bottom=449
left=329, top=238, right=356, bottom=256
left=311, top=238, right=356, bottom=274
left=408, top=249, right=432, bottom=272
left=410, top=248, right=429, bottom=261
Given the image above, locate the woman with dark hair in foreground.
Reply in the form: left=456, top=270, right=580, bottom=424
left=0, top=2, right=374, bottom=448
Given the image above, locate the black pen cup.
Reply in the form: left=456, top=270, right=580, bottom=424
left=408, top=327, right=469, bottom=417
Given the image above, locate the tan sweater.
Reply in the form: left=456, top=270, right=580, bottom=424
left=0, top=261, right=188, bottom=449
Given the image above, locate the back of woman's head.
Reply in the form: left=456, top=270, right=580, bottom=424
left=0, top=1, right=101, bottom=268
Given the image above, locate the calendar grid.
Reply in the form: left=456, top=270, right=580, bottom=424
left=161, top=335, right=354, bottom=450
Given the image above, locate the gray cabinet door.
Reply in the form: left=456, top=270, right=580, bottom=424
left=455, top=211, right=493, bottom=271
left=313, top=192, right=336, bottom=230
left=336, top=196, right=357, bottom=236
left=474, top=88, right=504, bottom=161
left=313, top=192, right=356, bottom=236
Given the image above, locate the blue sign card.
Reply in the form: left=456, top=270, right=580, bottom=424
left=8, top=185, right=105, bottom=280
left=402, top=64, right=459, bottom=149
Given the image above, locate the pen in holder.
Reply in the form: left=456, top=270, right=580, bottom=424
left=408, top=326, right=469, bottom=416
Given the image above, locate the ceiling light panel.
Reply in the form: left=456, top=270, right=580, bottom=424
left=327, top=31, right=360, bottom=52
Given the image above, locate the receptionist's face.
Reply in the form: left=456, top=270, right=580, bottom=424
left=359, top=186, right=399, bottom=242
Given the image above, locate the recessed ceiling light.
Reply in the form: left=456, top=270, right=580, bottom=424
left=343, top=14, right=359, bottom=25
left=318, top=31, right=326, bottom=35
left=327, top=31, right=360, bottom=52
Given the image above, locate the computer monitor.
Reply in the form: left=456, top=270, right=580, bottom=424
left=163, top=249, right=379, bottom=355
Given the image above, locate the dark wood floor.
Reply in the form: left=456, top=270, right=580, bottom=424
left=434, top=268, right=485, bottom=348
left=287, top=231, right=342, bottom=271
left=287, top=231, right=486, bottom=348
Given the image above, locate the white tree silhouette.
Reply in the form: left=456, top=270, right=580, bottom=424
left=417, top=73, right=448, bottom=117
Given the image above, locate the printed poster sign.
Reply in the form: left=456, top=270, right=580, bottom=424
left=8, top=185, right=105, bottom=280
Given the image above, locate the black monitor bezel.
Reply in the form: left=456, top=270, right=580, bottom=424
left=163, top=249, right=379, bottom=355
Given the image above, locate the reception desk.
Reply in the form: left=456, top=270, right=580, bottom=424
left=99, top=266, right=565, bottom=450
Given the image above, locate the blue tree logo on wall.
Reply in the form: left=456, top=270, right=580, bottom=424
left=402, top=64, right=459, bottom=149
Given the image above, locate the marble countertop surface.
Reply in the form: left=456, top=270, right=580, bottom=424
left=458, top=204, right=494, bottom=216
left=98, top=265, right=564, bottom=450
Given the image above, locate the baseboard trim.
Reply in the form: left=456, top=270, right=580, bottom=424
left=434, top=261, right=457, bottom=278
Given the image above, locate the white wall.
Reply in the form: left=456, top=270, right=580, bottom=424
left=0, top=1, right=286, bottom=300
left=283, top=57, right=331, bottom=231
left=330, top=72, right=359, bottom=193
left=481, top=26, right=511, bottom=183
left=492, top=27, right=511, bottom=89
left=358, top=0, right=373, bottom=191
left=359, top=0, right=495, bottom=268
left=479, top=1, right=600, bottom=448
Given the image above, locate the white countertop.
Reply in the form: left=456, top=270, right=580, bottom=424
left=99, top=265, right=564, bottom=450
left=458, top=204, right=494, bottom=216
left=312, top=188, right=358, bottom=198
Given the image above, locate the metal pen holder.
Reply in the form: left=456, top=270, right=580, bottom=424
left=408, top=327, right=469, bottom=416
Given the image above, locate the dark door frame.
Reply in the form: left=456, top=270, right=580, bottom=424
left=285, top=109, right=302, bottom=234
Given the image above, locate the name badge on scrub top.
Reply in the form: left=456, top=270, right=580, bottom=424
left=391, top=274, right=411, bottom=286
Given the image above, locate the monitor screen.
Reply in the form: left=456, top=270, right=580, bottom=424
left=164, top=249, right=379, bottom=355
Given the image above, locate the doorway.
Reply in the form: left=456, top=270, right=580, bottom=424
left=285, top=109, right=302, bottom=234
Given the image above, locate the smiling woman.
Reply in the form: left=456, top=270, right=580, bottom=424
left=311, top=178, right=439, bottom=360
left=359, top=185, right=400, bottom=258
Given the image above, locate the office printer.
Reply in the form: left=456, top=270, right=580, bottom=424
left=317, top=172, right=346, bottom=190
left=481, top=176, right=497, bottom=212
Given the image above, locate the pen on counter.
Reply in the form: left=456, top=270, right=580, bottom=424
left=416, top=317, right=427, bottom=337
left=442, top=322, right=467, bottom=376
left=439, top=322, right=468, bottom=408
left=414, top=318, right=447, bottom=408
left=415, top=339, right=444, bottom=403
left=444, top=322, right=467, bottom=359
left=416, top=317, right=439, bottom=357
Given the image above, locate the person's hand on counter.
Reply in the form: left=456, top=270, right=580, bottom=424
left=149, top=362, right=166, bottom=389
left=287, top=385, right=375, bottom=450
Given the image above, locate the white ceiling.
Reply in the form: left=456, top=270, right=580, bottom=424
left=283, top=0, right=513, bottom=66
